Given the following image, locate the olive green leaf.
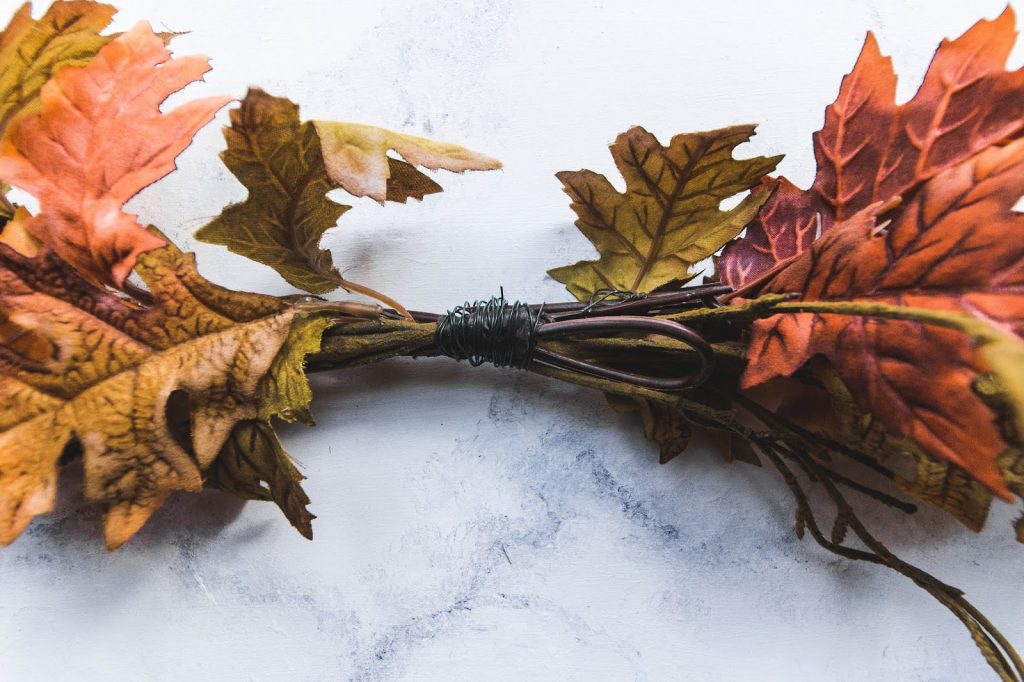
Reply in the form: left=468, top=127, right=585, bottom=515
left=195, top=88, right=347, bottom=294
left=549, top=125, right=781, bottom=300
left=196, top=88, right=501, bottom=302
left=205, top=420, right=315, bottom=539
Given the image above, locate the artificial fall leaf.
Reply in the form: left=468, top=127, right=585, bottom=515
left=195, top=88, right=348, bottom=295
left=0, top=21, right=230, bottom=288
left=0, top=1, right=119, bottom=220
left=205, top=421, right=315, bottom=540
left=549, top=125, right=780, bottom=300
left=0, top=235, right=329, bottom=548
left=0, top=1, right=117, bottom=138
left=806, top=361, right=992, bottom=532
left=196, top=88, right=500, bottom=295
left=741, top=136, right=1024, bottom=501
left=313, top=120, right=502, bottom=203
left=719, top=8, right=1024, bottom=288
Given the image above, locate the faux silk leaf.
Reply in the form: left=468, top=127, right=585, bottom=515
left=313, top=120, right=502, bottom=203
left=742, top=137, right=1024, bottom=499
left=549, top=125, right=781, bottom=300
left=0, top=22, right=230, bottom=287
left=810, top=362, right=993, bottom=532
left=195, top=88, right=348, bottom=295
left=0, top=237, right=327, bottom=548
left=196, top=88, right=501, bottom=296
left=0, top=1, right=119, bottom=220
left=0, top=1, right=117, bottom=138
left=720, top=9, right=1024, bottom=288
left=205, top=420, right=315, bottom=539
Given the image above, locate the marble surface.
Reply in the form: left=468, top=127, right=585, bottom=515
left=1, top=0, right=1022, bottom=679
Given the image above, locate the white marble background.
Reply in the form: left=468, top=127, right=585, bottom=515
left=1, top=0, right=1022, bottom=679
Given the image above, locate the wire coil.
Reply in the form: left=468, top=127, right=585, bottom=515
left=434, top=295, right=543, bottom=369
left=432, top=286, right=726, bottom=391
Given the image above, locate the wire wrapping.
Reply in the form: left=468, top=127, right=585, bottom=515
left=432, top=287, right=723, bottom=390
left=434, top=295, right=544, bottom=369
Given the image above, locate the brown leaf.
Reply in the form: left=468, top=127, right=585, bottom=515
left=205, top=421, right=315, bottom=540
left=196, top=89, right=499, bottom=310
left=0, top=237, right=327, bottom=548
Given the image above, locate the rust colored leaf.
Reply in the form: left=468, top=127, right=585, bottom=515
left=0, top=236, right=327, bottom=548
left=720, top=9, right=1024, bottom=288
left=808, top=361, right=992, bottom=532
left=0, top=2, right=118, bottom=137
left=742, top=138, right=1024, bottom=496
left=718, top=177, right=820, bottom=290
left=0, top=22, right=230, bottom=287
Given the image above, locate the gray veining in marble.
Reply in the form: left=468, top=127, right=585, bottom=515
left=1, top=1, right=1021, bottom=680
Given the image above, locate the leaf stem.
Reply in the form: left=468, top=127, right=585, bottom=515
left=336, top=276, right=413, bottom=320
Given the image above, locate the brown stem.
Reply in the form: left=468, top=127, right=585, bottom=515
left=336, top=276, right=413, bottom=320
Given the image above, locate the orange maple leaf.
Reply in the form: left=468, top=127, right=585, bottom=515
left=741, top=138, right=1024, bottom=496
left=0, top=21, right=230, bottom=287
left=720, top=8, right=1024, bottom=289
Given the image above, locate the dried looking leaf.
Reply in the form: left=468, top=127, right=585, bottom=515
left=0, top=1, right=120, bottom=219
left=742, top=137, right=1024, bottom=502
left=205, top=421, right=315, bottom=540
left=196, top=88, right=501, bottom=298
left=313, top=120, right=502, bottom=203
left=0, top=236, right=328, bottom=548
left=0, top=22, right=230, bottom=287
left=195, top=88, right=348, bottom=295
left=549, top=125, right=780, bottom=300
left=720, top=8, right=1024, bottom=288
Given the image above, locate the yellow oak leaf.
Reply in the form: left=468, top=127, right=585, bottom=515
left=0, top=235, right=329, bottom=548
left=549, top=125, right=780, bottom=300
